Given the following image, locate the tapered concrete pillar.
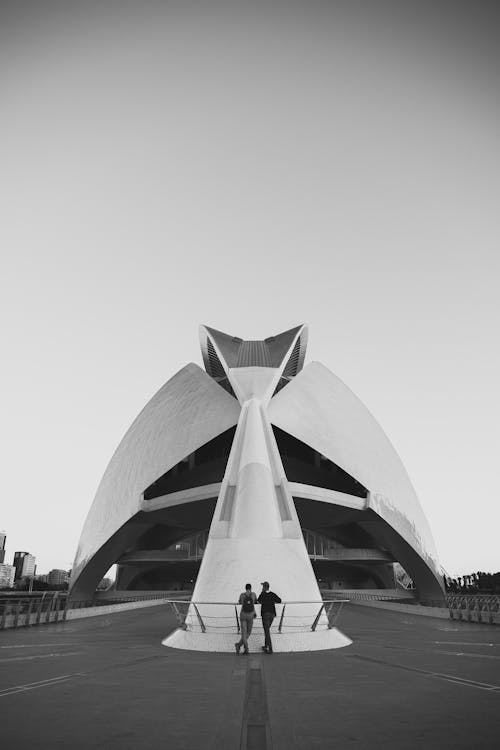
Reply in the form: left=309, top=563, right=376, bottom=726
left=164, top=367, right=351, bottom=651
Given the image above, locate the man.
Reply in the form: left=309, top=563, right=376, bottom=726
left=235, top=583, right=257, bottom=654
left=257, top=581, right=282, bottom=654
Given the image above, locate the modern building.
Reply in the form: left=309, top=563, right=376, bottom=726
left=70, top=325, right=444, bottom=624
left=0, top=531, right=6, bottom=564
left=0, top=563, right=15, bottom=589
left=13, top=551, right=36, bottom=581
left=47, top=569, right=70, bottom=586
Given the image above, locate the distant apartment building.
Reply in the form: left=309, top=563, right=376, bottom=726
left=0, top=531, right=6, bottom=564
left=47, top=569, right=69, bottom=586
left=13, top=551, right=36, bottom=580
left=0, top=563, right=15, bottom=588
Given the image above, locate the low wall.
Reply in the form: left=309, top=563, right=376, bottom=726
left=65, top=597, right=172, bottom=621
left=320, top=588, right=415, bottom=602
left=93, top=590, right=190, bottom=601
left=351, top=598, right=450, bottom=619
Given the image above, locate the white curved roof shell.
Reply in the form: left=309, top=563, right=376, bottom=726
left=71, top=364, right=240, bottom=589
left=268, top=361, right=441, bottom=579
left=71, top=326, right=443, bottom=602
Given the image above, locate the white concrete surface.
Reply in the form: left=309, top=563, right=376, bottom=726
left=163, top=625, right=352, bottom=652
left=185, top=394, right=330, bottom=649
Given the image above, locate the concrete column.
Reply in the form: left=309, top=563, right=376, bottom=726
left=164, top=379, right=351, bottom=651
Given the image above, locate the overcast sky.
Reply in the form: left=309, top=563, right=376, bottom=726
left=1, top=0, right=499, bottom=578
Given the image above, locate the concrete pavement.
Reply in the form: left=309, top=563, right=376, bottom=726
left=1, top=604, right=499, bottom=749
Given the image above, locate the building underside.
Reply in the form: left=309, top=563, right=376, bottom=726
left=113, top=429, right=405, bottom=592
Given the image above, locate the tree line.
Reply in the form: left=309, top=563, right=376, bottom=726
left=444, top=571, right=500, bottom=594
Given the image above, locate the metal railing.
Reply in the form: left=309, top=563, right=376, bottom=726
left=446, top=594, right=500, bottom=625
left=0, top=593, right=67, bottom=629
left=319, top=590, right=500, bottom=626
left=166, top=599, right=349, bottom=635
left=0, top=592, right=175, bottom=629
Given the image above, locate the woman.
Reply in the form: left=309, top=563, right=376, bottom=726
left=234, top=583, right=257, bottom=654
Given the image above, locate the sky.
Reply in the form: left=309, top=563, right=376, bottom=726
left=1, top=0, right=499, bottom=578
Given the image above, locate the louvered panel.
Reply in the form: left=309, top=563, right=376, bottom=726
left=282, top=339, right=301, bottom=378
left=207, top=338, right=227, bottom=378
left=236, top=340, right=273, bottom=367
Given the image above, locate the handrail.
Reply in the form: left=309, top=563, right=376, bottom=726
left=0, top=593, right=67, bottom=630
left=191, top=603, right=206, bottom=633
left=278, top=603, right=286, bottom=633
left=0, top=593, right=174, bottom=630
left=234, top=605, right=240, bottom=633
left=163, top=599, right=349, bottom=605
left=164, top=599, right=349, bottom=635
left=311, top=604, right=325, bottom=632
left=446, top=594, right=500, bottom=625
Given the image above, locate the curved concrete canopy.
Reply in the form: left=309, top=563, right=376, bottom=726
left=268, top=361, right=443, bottom=597
left=70, top=363, right=240, bottom=598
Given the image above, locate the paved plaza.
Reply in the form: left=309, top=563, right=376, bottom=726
left=1, top=604, right=499, bottom=749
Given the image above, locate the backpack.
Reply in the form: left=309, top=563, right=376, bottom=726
left=242, top=595, right=254, bottom=613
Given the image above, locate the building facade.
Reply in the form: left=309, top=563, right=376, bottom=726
left=13, top=552, right=36, bottom=581
left=70, top=325, right=444, bottom=604
left=0, top=563, right=15, bottom=589
left=47, top=569, right=70, bottom=586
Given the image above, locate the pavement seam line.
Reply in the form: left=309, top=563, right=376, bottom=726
left=434, top=642, right=496, bottom=647
left=349, top=654, right=500, bottom=692
left=0, top=654, right=169, bottom=699
left=435, top=650, right=500, bottom=660
left=0, top=651, right=83, bottom=663
left=0, top=642, right=84, bottom=649
left=0, top=673, right=86, bottom=698
left=240, top=656, right=272, bottom=750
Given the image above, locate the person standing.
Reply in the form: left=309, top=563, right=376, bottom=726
left=235, top=583, right=257, bottom=654
left=257, top=581, right=282, bottom=654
